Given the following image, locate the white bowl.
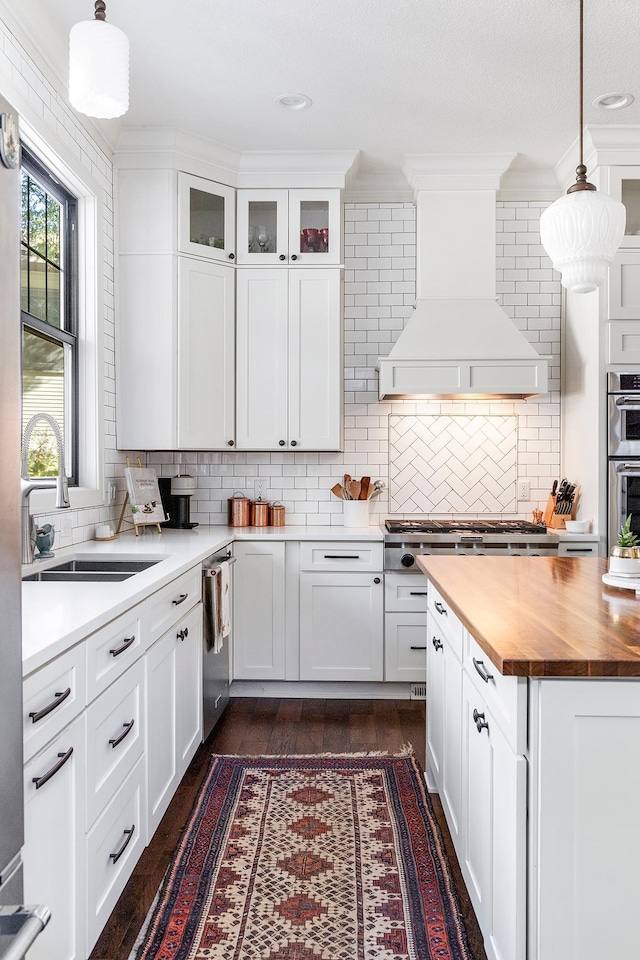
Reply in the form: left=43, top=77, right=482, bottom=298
left=564, top=520, right=591, bottom=533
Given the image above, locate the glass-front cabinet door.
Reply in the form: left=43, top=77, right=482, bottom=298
left=178, top=172, right=236, bottom=262
left=237, top=188, right=341, bottom=264
left=609, top=167, right=640, bottom=247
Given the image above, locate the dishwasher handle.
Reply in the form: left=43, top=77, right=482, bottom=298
left=0, top=905, right=51, bottom=960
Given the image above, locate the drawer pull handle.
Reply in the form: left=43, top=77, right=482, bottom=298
left=566, top=547, right=592, bottom=553
left=109, top=719, right=135, bottom=749
left=32, top=747, right=74, bottom=790
left=434, top=601, right=447, bottom=616
left=410, top=645, right=427, bottom=651
left=109, top=635, right=135, bottom=657
left=323, top=555, right=360, bottom=560
left=409, top=591, right=428, bottom=596
left=473, top=708, right=489, bottom=733
left=29, top=687, right=71, bottom=724
left=177, top=627, right=189, bottom=641
left=431, top=636, right=443, bottom=652
left=172, top=593, right=188, bottom=606
left=472, top=657, right=494, bottom=683
left=109, top=825, right=135, bottom=864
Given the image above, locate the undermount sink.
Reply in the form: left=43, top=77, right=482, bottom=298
left=23, top=557, right=162, bottom=583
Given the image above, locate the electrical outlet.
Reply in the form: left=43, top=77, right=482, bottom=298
left=518, top=480, right=530, bottom=501
left=105, top=481, right=117, bottom=504
left=255, top=479, right=267, bottom=500
left=61, top=516, right=73, bottom=536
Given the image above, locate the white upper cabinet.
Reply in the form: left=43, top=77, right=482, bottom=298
left=237, top=188, right=341, bottom=265
left=609, top=167, right=640, bottom=248
left=235, top=268, right=342, bottom=450
left=177, top=172, right=236, bottom=263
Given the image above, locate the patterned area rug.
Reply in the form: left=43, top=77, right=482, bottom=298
left=133, top=755, right=472, bottom=960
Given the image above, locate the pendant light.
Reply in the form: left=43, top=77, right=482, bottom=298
left=69, top=1, right=129, bottom=119
left=540, top=0, right=625, bottom=294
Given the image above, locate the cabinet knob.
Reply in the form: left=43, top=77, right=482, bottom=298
left=228, top=252, right=235, bottom=260
left=290, top=440, right=297, bottom=447
left=279, top=254, right=286, bottom=261
left=431, top=635, right=443, bottom=652
left=177, top=627, right=189, bottom=642
left=374, top=577, right=381, bottom=584
left=473, top=708, right=489, bottom=733
left=279, top=440, right=286, bottom=446
left=291, top=254, right=298, bottom=261
left=227, top=439, right=234, bottom=446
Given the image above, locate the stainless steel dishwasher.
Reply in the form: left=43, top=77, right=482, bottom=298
left=202, top=547, right=234, bottom=739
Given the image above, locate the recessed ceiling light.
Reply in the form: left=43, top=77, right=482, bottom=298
left=592, top=92, right=634, bottom=110
left=274, top=94, right=312, bottom=111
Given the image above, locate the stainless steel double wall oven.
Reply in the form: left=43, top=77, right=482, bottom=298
left=608, top=372, right=640, bottom=547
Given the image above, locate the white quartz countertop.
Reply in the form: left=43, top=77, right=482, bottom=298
left=22, top=523, right=384, bottom=676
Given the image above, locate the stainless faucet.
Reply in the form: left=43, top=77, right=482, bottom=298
left=21, top=413, right=70, bottom=563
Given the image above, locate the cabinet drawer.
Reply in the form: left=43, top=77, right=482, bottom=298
left=384, top=573, right=428, bottom=611
left=557, top=540, right=600, bottom=557
left=464, top=632, right=527, bottom=753
left=427, top=609, right=463, bottom=666
left=427, top=583, right=464, bottom=658
left=146, top=564, right=201, bottom=643
left=86, top=604, right=143, bottom=702
left=85, top=658, right=145, bottom=828
left=384, top=613, right=427, bottom=682
left=86, top=759, right=145, bottom=954
left=23, top=643, right=86, bottom=762
left=299, top=541, right=383, bottom=572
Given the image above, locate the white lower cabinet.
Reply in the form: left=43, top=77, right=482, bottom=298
left=23, top=715, right=86, bottom=960
left=426, top=583, right=527, bottom=960
left=146, top=602, right=203, bottom=839
left=299, top=572, right=384, bottom=681
left=233, top=541, right=286, bottom=679
left=384, top=613, right=427, bottom=681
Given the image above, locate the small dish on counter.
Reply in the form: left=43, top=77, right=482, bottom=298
left=564, top=519, right=591, bottom=533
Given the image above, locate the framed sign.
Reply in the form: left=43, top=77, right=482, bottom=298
left=0, top=113, right=19, bottom=169
left=123, top=465, right=165, bottom=526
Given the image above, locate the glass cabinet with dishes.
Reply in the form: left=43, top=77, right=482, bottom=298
left=237, top=188, right=341, bottom=264
left=177, top=172, right=236, bottom=263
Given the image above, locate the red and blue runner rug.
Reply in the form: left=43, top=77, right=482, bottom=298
left=134, top=754, right=471, bottom=959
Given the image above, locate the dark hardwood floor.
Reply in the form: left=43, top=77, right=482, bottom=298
left=89, top=697, right=486, bottom=960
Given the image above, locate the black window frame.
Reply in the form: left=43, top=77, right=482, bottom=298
left=21, top=145, right=79, bottom=486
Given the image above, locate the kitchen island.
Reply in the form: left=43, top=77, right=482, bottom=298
left=417, top=555, right=640, bottom=960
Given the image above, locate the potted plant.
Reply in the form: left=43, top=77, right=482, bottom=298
left=609, top=515, right=640, bottom=577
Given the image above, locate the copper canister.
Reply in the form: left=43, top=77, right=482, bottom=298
left=270, top=502, right=285, bottom=526
left=251, top=499, right=269, bottom=526
left=228, top=492, right=250, bottom=526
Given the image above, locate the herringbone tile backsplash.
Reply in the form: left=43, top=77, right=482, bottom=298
left=389, top=415, right=517, bottom=514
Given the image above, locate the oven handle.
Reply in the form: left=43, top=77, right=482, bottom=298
left=614, top=463, right=640, bottom=475
left=614, top=397, right=640, bottom=410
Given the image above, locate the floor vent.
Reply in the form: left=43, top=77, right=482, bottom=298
left=410, top=683, right=426, bottom=701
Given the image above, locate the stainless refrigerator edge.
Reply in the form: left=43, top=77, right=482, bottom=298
left=0, top=90, right=25, bottom=909
left=0, top=93, right=50, bottom=957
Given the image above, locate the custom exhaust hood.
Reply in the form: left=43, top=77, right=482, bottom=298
left=377, top=156, right=549, bottom=400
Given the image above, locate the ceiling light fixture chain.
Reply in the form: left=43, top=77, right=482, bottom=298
left=539, top=0, right=625, bottom=294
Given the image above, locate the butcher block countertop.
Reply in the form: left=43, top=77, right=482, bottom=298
left=416, top=555, right=640, bottom=678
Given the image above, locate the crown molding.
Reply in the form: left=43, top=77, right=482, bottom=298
left=114, top=127, right=242, bottom=184
left=402, top=153, right=517, bottom=194
left=555, top=125, right=640, bottom=190
left=236, top=149, right=359, bottom=188
left=497, top=167, right=562, bottom=202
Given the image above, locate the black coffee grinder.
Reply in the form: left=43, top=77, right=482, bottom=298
left=158, top=475, right=199, bottom=529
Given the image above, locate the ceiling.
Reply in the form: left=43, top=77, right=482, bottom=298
left=8, top=0, right=640, bottom=187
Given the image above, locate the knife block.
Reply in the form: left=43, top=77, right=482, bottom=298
left=542, top=493, right=578, bottom=528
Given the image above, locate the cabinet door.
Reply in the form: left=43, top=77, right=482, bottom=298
left=177, top=257, right=235, bottom=449
left=233, top=541, right=286, bottom=679
left=23, top=715, right=86, bottom=960
left=299, top=572, right=384, bottom=681
left=177, top=172, right=236, bottom=262
left=236, top=189, right=288, bottom=264
left=609, top=252, right=640, bottom=320
left=385, top=613, right=427, bottom=682
left=289, top=188, right=341, bottom=264
left=175, top=605, right=203, bottom=780
left=608, top=166, right=640, bottom=246
left=236, top=270, right=289, bottom=449
left=461, top=673, right=526, bottom=960
left=288, top=270, right=342, bottom=450
left=145, top=628, right=178, bottom=840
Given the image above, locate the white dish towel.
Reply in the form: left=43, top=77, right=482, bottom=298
left=215, top=560, right=231, bottom=652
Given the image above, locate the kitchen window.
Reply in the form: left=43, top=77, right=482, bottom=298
left=21, top=146, right=78, bottom=484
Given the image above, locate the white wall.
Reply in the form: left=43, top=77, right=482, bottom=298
left=149, top=200, right=561, bottom=525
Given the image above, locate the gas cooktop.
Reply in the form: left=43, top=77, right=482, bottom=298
left=384, top=518, right=546, bottom=535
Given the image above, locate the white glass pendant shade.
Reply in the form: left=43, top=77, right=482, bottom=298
left=69, top=19, right=129, bottom=119
left=540, top=188, right=626, bottom=294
